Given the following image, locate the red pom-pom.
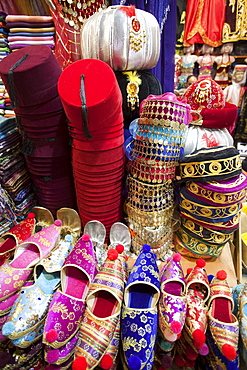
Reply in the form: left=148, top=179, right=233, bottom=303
left=45, top=329, right=58, bottom=343
left=107, top=249, right=118, bottom=260
left=27, top=212, right=35, bottom=219
left=54, top=220, right=62, bottom=227
left=174, top=355, right=186, bottom=367
left=72, top=356, right=88, bottom=370
left=170, top=320, right=182, bottom=334
left=222, top=344, right=237, bottom=361
left=196, top=259, right=206, bottom=268
left=216, top=270, right=227, bottom=280
left=100, top=354, right=113, bottom=370
left=185, top=346, right=198, bottom=361
left=185, top=358, right=195, bottom=368
left=173, top=253, right=181, bottom=262
left=192, top=329, right=206, bottom=345
left=81, top=233, right=91, bottom=241
left=46, top=349, right=59, bottom=364
left=187, top=268, right=193, bottom=275
left=198, top=343, right=209, bottom=356
left=116, top=244, right=124, bottom=253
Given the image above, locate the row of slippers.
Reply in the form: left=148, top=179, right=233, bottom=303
left=0, top=207, right=241, bottom=370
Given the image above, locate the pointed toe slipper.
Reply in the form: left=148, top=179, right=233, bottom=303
left=74, top=247, right=126, bottom=370
left=121, top=245, right=160, bottom=370
left=0, top=219, right=62, bottom=302
left=158, top=253, right=187, bottom=342
left=45, top=331, right=79, bottom=365
left=43, top=234, right=97, bottom=348
left=84, top=220, right=106, bottom=268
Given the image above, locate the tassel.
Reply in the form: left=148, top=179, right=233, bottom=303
left=119, top=5, right=136, bottom=17
left=80, top=74, right=92, bottom=139
left=7, top=53, right=28, bottom=108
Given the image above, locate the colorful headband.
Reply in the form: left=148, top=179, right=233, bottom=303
left=128, top=217, right=172, bottom=244
left=128, top=157, right=177, bottom=183
left=179, top=187, right=241, bottom=224
left=179, top=146, right=242, bottom=182
left=186, top=173, right=247, bottom=206
left=180, top=218, right=234, bottom=246
left=176, top=227, right=227, bottom=258
left=140, top=92, right=191, bottom=125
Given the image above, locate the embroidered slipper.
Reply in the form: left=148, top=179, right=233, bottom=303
left=0, top=280, right=33, bottom=316
left=45, top=331, right=79, bottom=365
left=43, top=234, right=97, bottom=348
left=182, top=259, right=210, bottom=357
left=45, top=354, right=74, bottom=370
left=31, top=206, right=54, bottom=232
left=0, top=212, right=36, bottom=259
left=158, top=253, right=187, bottom=342
left=121, top=245, right=160, bottom=370
left=56, top=207, right=81, bottom=240
left=11, top=320, right=45, bottom=348
left=232, top=283, right=247, bottom=368
left=84, top=220, right=106, bottom=268
left=0, top=220, right=62, bottom=302
left=207, top=270, right=239, bottom=367
left=73, top=247, right=126, bottom=370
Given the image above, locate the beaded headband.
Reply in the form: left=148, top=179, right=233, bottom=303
left=132, top=139, right=182, bottom=161
left=180, top=218, right=234, bottom=246
left=125, top=202, right=174, bottom=228
left=128, top=157, right=177, bottom=183
left=179, top=146, right=242, bottom=182
left=128, top=217, right=172, bottom=244
left=186, top=176, right=247, bottom=206
left=135, top=121, right=187, bottom=146
left=126, top=175, right=174, bottom=212
left=176, top=227, right=227, bottom=258
left=179, top=188, right=241, bottom=223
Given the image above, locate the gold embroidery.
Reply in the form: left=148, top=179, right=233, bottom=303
left=223, top=0, right=247, bottom=42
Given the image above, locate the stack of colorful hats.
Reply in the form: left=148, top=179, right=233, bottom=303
left=175, top=146, right=246, bottom=259
left=0, top=116, right=37, bottom=218
left=0, top=184, right=17, bottom=234
left=0, top=11, right=10, bottom=62
left=6, top=15, right=55, bottom=52
left=57, top=58, right=125, bottom=239
left=125, top=92, right=190, bottom=259
left=0, top=45, right=76, bottom=216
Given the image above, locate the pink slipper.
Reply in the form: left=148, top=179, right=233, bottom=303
left=0, top=220, right=62, bottom=302
left=43, top=234, right=97, bottom=348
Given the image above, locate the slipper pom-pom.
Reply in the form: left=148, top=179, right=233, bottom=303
left=46, top=349, right=59, bottom=364
left=192, top=329, right=206, bottom=346
left=173, top=253, right=181, bottom=262
left=54, top=220, right=62, bottom=227
left=185, top=359, right=195, bottom=368
left=174, top=355, right=186, bottom=367
left=196, top=259, right=205, bottom=268
left=208, top=274, right=214, bottom=283
left=72, top=357, right=87, bottom=370
left=187, top=268, right=193, bottom=275
left=27, top=212, right=35, bottom=219
left=45, top=329, right=58, bottom=343
left=128, top=356, right=142, bottom=370
left=107, top=249, right=118, bottom=260
left=198, top=343, right=209, bottom=356
left=185, top=346, right=198, bottom=361
left=100, top=354, right=113, bottom=369
left=116, top=244, right=124, bottom=253
left=142, top=244, right=151, bottom=252
left=170, top=320, right=182, bottom=334
left=81, top=233, right=91, bottom=241
left=216, top=270, right=227, bottom=280
left=222, top=344, right=237, bottom=361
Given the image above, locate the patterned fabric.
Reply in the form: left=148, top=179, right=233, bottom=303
left=12, top=320, right=44, bottom=348
left=45, top=331, right=79, bottom=365
left=0, top=262, right=32, bottom=301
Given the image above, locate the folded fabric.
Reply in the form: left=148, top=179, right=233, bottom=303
left=6, top=21, right=54, bottom=29
left=6, top=15, right=53, bottom=23
left=8, top=36, right=54, bottom=42
left=9, top=40, right=55, bottom=46
left=9, top=27, right=55, bottom=33
left=8, top=31, right=55, bottom=37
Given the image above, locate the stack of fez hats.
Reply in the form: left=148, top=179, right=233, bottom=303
left=0, top=116, right=36, bottom=217
left=0, top=45, right=76, bottom=216
left=6, top=15, right=55, bottom=52
left=125, top=92, right=191, bottom=259
left=175, top=146, right=247, bottom=259
left=57, top=58, right=125, bottom=239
